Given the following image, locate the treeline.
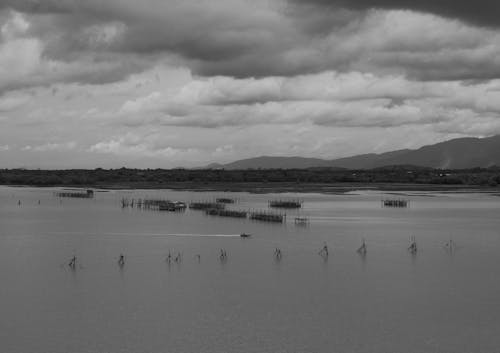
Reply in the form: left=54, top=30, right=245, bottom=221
left=0, top=166, right=499, bottom=187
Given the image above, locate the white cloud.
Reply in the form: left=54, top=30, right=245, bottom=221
left=1, top=11, right=30, bottom=39
left=120, top=91, right=162, bottom=114
left=32, top=141, right=77, bottom=152
left=0, top=37, right=42, bottom=86
left=88, top=132, right=198, bottom=158
left=110, top=71, right=500, bottom=132
left=0, top=93, right=29, bottom=111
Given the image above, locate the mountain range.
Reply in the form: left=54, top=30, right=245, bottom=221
left=205, top=135, right=500, bottom=170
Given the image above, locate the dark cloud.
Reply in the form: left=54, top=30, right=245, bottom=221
left=0, top=0, right=77, bottom=14
left=290, top=0, right=500, bottom=27
left=2, top=0, right=500, bottom=86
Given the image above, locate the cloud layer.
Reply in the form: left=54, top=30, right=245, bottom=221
left=1, top=1, right=500, bottom=167
left=290, top=0, right=500, bottom=27
left=3, top=1, right=500, bottom=81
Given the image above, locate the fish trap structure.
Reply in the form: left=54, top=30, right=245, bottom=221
left=55, top=189, right=94, bottom=198
left=249, top=211, right=285, bottom=223
left=121, top=198, right=186, bottom=212
left=268, top=199, right=303, bottom=209
left=205, top=209, right=248, bottom=218
left=189, top=201, right=225, bottom=210
left=294, top=217, right=310, bottom=226
left=157, top=201, right=187, bottom=212
left=215, top=197, right=236, bottom=204
left=121, top=198, right=138, bottom=208
left=381, top=199, right=409, bottom=208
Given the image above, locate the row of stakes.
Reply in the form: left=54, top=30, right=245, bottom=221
left=66, top=237, right=457, bottom=270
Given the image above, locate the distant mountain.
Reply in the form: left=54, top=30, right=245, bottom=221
left=376, top=135, right=500, bottom=169
left=204, top=135, right=500, bottom=170
left=204, top=163, right=225, bottom=169
left=327, top=149, right=412, bottom=169
left=220, top=156, right=337, bottom=170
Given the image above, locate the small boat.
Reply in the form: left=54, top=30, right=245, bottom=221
left=240, top=233, right=252, bottom=238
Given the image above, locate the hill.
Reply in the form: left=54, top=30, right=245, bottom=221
left=206, top=135, right=500, bottom=170
left=221, top=156, right=339, bottom=170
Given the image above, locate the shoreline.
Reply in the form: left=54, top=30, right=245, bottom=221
left=2, top=182, right=498, bottom=194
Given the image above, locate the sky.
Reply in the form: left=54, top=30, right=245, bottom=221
left=1, top=0, right=500, bottom=168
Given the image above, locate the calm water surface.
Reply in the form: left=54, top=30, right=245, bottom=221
left=1, top=186, right=499, bottom=353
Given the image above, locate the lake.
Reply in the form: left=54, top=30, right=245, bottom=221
left=1, top=186, right=499, bottom=353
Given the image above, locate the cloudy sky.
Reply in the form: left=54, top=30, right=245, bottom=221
left=1, top=0, right=500, bottom=168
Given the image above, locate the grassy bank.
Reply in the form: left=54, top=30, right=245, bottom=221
left=3, top=181, right=498, bottom=194
left=1, top=167, right=499, bottom=193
